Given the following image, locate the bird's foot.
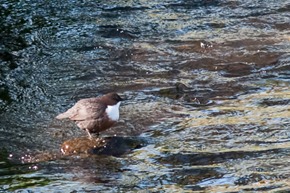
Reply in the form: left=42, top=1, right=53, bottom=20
left=86, top=130, right=100, bottom=140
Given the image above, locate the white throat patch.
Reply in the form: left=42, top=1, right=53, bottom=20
left=105, top=101, right=121, bottom=121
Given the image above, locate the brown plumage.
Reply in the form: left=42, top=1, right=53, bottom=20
left=56, top=92, right=123, bottom=137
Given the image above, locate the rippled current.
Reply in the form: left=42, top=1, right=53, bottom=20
left=1, top=0, right=290, bottom=192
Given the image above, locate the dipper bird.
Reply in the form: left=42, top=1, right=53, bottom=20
left=56, top=92, right=123, bottom=138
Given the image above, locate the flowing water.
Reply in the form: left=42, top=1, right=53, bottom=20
left=1, top=0, right=290, bottom=192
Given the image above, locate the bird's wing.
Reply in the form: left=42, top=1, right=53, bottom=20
left=56, top=98, right=106, bottom=121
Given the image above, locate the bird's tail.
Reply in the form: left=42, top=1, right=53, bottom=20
left=56, top=112, right=69, bottom=120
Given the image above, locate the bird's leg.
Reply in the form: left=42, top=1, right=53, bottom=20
left=86, top=129, right=93, bottom=139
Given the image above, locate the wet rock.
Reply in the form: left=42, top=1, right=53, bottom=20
left=156, top=82, right=191, bottom=99
left=61, top=136, right=146, bottom=156
left=149, top=82, right=213, bottom=106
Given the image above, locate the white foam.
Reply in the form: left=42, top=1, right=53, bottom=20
left=105, top=101, right=121, bottom=121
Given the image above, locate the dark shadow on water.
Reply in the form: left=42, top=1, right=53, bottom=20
left=158, top=148, right=290, bottom=166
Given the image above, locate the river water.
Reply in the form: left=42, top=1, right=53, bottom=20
left=1, top=0, right=290, bottom=192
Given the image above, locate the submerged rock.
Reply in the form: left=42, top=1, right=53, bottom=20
left=61, top=136, right=146, bottom=156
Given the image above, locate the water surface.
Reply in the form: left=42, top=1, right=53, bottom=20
left=1, top=0, right=290, bottom=192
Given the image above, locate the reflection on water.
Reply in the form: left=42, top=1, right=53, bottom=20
left=1, top=0, right=290, bottom=192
